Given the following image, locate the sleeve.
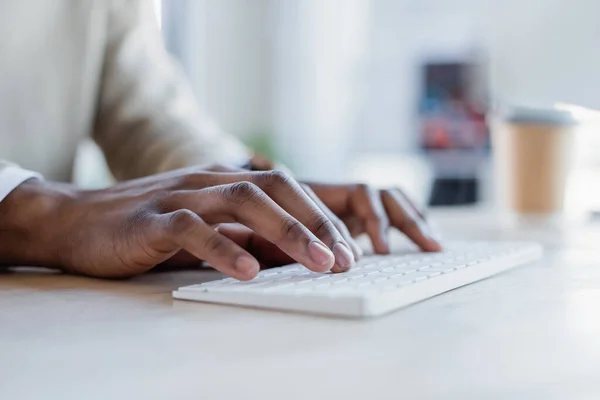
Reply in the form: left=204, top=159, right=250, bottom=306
left=0, top=161, right=44, bottom=204
left=93, top=0, right=250, bottom=181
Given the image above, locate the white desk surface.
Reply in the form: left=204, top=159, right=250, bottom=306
left=2, top=208, right=600, bottom=400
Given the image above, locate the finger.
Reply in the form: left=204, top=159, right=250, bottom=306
left=301, top=185, right=362, bottom=273
left=302, top=183, right=352, bottom=215
left=253, top=171, right=355, bottom=271
left=381, top=189, right=442, bottom=252
left=164, top=183, right=336, bottom=273
left=215, top=224, right=295, bottom=267
left=156, top=210, right=260, bottom=280
left=350, top=185, right=391, bottom=254
left=301, top=185, right=362, bottom=257
left=211, top=171, right=355, bottom=272
left=341, top=215, right=365, bottom=237
left=393, top=188, right=443, bottom=241
left=247, top=154, right=276, bottom=171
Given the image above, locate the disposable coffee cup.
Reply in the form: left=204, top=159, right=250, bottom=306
left=492, top=106, right=578, bottom=224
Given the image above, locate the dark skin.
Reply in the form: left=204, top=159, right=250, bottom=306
left=0, top=162, right=441, bottom=280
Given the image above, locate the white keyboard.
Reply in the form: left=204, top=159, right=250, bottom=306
left=173, top=242, right=543, bottom=318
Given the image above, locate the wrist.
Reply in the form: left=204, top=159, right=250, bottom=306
left=0, top=179, right=78, bottom=268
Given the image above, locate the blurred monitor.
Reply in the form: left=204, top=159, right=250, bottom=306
left=419, top=62, right=489, bottom=152
left=418, top=61, right=489, bottom=206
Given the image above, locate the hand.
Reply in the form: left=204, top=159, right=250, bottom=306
left=0, top=169, right=357, bottom=279
left=305, top=183, right=442, bottom=254
left=198, top=159, right=441, bottom=261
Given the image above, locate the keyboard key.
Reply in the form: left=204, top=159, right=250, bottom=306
left=409, top=274, right=430, bottom=283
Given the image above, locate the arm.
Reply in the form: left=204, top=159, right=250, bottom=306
left=0, top=162, right=70, bottom=268
left=93, top=0, right=250, bottom=181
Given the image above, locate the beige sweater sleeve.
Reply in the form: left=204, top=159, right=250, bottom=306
left=93, top=0, right=250, bottom=181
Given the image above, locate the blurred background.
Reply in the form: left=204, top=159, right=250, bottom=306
left=77, top=0, right=600, bottom=215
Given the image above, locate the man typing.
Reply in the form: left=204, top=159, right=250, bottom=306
left=0, top=0, right=440, bottom=280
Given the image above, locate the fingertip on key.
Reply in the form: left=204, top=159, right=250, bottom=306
left=308, top=241, right=335, bottom=271
left=235, top=254, right=260, bottom=280
left=333, top=242, right=354, bottom=271
left=425, top=239, right=443, bottom=252
left=375, top=239, right=391, bottom=255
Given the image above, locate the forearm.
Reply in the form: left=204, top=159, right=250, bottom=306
left=0, top=180, right=75, bottom=268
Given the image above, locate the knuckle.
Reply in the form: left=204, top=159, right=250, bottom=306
left=202, top=233, right=229, bottom=254
left=398, top=217, right=419, bottom=231
left=269, top=169, right=291, bottom=183
left=225, top=181, right=261, bottom=205
left=168, top=209, right=198, bottom=235
left=281, top=219, right=306, bottom=242
left=149, top=192, right=172, bottom=213
left=312, top=216, right=338, bottom=238
left=124, top=208, right=153, bottom=234
left=257, top=170, right=292, bottom=189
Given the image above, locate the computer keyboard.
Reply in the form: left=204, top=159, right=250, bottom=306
left=173, top=241, right=543, bottom=318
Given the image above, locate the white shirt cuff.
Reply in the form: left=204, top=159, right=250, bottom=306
left=0, top=166, right=44, bottom=203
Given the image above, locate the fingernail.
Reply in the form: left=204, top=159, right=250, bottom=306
left=308, top=241, right=335, bottom=269
left=235, top=255, right=260, bottom=277
left=333, top=243, right=354, bottom=270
